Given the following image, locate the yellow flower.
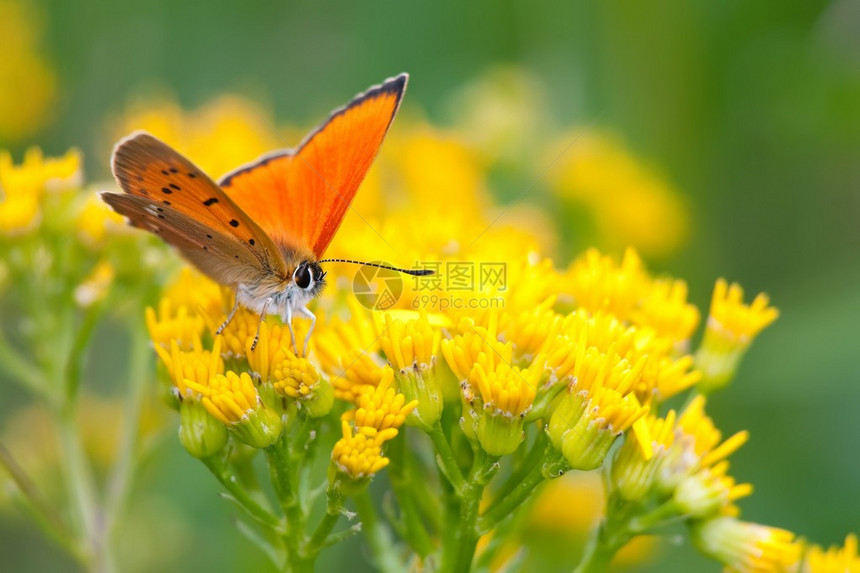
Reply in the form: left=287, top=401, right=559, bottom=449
left=610, top=410, right=676, bottom=501
left=564, top=247, right=651, bottom=321
left=0, top=147, right=82, bottom=234
left=343, top=367, right=418, bottom=433
left=691, top=516, right=799, bottom=573
left=657, top=395, right=750, bottom=515
left=549, top=132, right=689, bottom=257
left=497, top=303, right=561, bottom=361
left=113, top=95, right=280, bottom=178
left=801, top=534, right=860, bottom=573
left=153, top=335, right=224, bottom=399
left=378, top=311, right=443, bottom=428
left=631, top=278, right=700, bottom=348
left=331, top=420, right=398, bottom=481
left=469, top=361, right=538, bottom=455
left=161, top=268, right=224, bottom=322
left=377, top=310, right=440, bottom=370
left=0, top=0, right=57, bottom=141
left=146, top=298, right=205, bottom=350
left=674, top=460, right=753, bottom=518
left=695, top=278, right=779, bottom=392
left=269, top=353, right=332, bottom=418
left=185, top=371, right=282, bottom=449
left=312, top=303, right=384, bottom=402
left=76, top=194, right=128, bottom=246
left=547, top=346, right=649, bottom=470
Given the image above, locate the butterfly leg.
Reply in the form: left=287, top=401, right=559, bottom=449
left=297, top=306, right=316, bottom=358
left=216, top=296, right=240, bottom=335
left=250, top=298, right=273, bottom=351
left=284, top=305, right=299, bottom=356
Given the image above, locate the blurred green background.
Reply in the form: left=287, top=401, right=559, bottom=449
left=2, top=0, right=859, bottom=571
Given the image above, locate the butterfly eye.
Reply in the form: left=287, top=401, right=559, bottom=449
left=294, top=262, right=312, bottom=289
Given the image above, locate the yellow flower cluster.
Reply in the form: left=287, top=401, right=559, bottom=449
left=119, top=93, right=843, bottom=573
left=0, top=148, right=81, bottom=234
left=331, top=367, right=416, bottom=480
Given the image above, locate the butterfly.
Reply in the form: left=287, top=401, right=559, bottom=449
left=102, top=73, right=429, bottom=355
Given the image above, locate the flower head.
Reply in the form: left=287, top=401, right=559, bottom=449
left=378, top=311, right=443, bottom=428
left=800, top=534, right=860, bottom=573
left=657, top=395, right=751, bottom=515
left=695, top=278, right=779, bottom=392
left=691, top=516, right=799, bottom=573
left=470, top=361, right=538, bottom=455
left=610, top=410, right=676, bottom=501
left=343, top=367, right=418, bottom=433
left=185, top=371, right=282, bottom=449
left=146, top=298, right=205, bottom=350
left=547, top=346, right=649, bottom=470
left=330, top=420, right=398, bottom=482
left=564, top=247, right=650, bottom=321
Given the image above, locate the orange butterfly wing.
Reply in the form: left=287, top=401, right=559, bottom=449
left=109, top=132, right=289, bottom=282
left=219, top=73, right=407, bottom=259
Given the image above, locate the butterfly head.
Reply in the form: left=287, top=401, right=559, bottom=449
left=293, top=260, right=327, bottom=298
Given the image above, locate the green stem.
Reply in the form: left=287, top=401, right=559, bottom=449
left=442, top=449, right=499, bottom=573
left=573, top=521, right=629, bottom=573
left=354, top=491, right=404, bottom=573
left=105, top=320, right=149, bottom=535
left=478, top=456, right=548, bottom=534
left=305, top=483, right=345, bottom=558
left=202, top=456, right=281, bottom=529
left=264, top=435, right=310, bottom=573
left=492, top=431, right=548, bottom=503
left=387, top=433, right=435, bottom=556
left=427, top=421, right=466, bottom=493
left=0, top=443, right=81, bottom=561
left=0, top=329, right=49, bottom=396
left=56, top=408, right=102, bottom=568
left=64, top=302, right=105, bottom=403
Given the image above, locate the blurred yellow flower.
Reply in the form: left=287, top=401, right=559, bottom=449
left=76, top=194, right=128, bottom=246
left=74, top=260, right=115, bottom=308
left=0, top=148, right=82, bottom=234
left=0, top=0, right=56, bottom=141
left=691, top=516, right=799, bottom=573
left=112, top=95, right=280, bottom=179
left=801, top=534, right=860, bottom=573
left=550, top=132, right=689, bottom=258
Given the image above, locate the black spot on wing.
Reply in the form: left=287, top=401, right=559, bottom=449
left=161, top=169, right=169, bottom=175
left=203, top=197, right=218, bottom=206
left=249, top=238, right=255, bottom=246
left=169, top=167, right=178, bottom=173
left=169, top=183, right=181, bottom=191
left=161, top=187, right=173, bottom=194
left=229, top=219, right=239, bottom=227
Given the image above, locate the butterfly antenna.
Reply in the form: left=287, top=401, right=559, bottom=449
left=318, top=258, right=434, bottom=277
